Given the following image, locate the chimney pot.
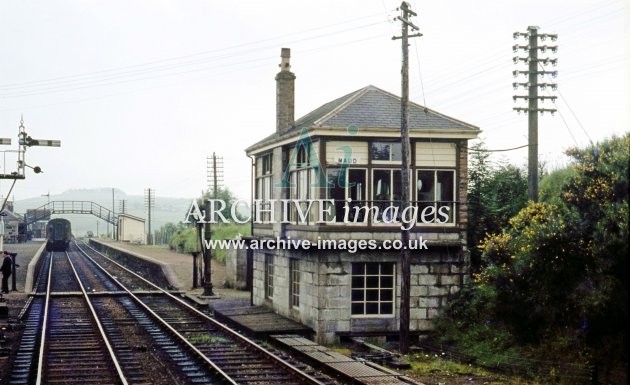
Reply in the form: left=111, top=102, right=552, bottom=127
left=280, top=47, right=291, bottom=71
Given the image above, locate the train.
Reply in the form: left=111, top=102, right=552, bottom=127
left=46, top=218, right=72, bottom=251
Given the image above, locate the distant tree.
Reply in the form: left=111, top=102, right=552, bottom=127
left=155, top=222, right=179, bottom=245
left=184, top=187, right=247, bottom=224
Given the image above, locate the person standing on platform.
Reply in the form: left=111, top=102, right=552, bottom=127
left=1, top=251, right=17, bottom=293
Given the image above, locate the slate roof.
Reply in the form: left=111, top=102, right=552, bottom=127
left=246, top=85, right=479, bottom=153
left=0, top=209, right=22, bottom=221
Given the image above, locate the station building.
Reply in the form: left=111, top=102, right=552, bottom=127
left=117, top=213, right=146, bottom=244
left=244, top=48, right=480, bottom=344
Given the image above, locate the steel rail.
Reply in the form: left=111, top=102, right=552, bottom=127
left=34, top=252, right=53, bottom=385
left=64, top=250, right=129, bottom=385
left=77, top=241, right=328, bottom=385
left=74, top=242, right=239, bottom=385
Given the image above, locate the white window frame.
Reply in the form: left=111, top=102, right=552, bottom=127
left=289, top=259, right=300, bottom=309
left=370, top=141, right=402, bottom=165
left=415, top=169, right=457, bottom=226
left=264, top=254, right=274, bottom=299
left=326, top=167, right=368, bottom=224
left=350, top=262, right=396, bottom=318
left=256, top=153, right=273, bottom=223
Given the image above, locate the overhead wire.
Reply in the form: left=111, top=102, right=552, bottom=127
left=467, top=144, right=529, bottom=153
left=536, top=62, right=586, bottom=147
left=1, top=0, right=624, bottom=126
left=0, top=12, right=385, bottom=90
left=0, top=33, right=386, bottom=113
left=0, top=18, right=389, bottom=98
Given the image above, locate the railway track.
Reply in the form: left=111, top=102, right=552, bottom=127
left=12, top=252, right=126, bottom=385
left=8, top=242, right=338, bottom=385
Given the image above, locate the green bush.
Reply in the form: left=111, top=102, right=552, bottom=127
left=168, top=223, right=250, bottom=264
left=434, top=134, right=629, bottom=384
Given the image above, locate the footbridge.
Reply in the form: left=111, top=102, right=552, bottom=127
left=24, top=201, right=117, bottom=226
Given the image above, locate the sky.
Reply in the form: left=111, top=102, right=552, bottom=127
left=0, top=0, right=628, bottom=206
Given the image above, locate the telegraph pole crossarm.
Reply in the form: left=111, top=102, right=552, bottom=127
left=512, top=26, right=558, bottom=202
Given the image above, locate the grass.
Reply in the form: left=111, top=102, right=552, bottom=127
left=405, top=353, right=541, bottom=385
left=188, top=334, right=229, bottom=344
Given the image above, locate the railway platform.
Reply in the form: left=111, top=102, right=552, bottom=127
left=1, top=241, right=46, bottom=378
left=89, top=238, right=250, bottom=302
left=0, top=241, right=46, bottom=320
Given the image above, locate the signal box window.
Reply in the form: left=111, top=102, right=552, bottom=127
left=351, top=262, right=395, bottom=316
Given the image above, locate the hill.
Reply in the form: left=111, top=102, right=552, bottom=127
left=13, top=188, right=193, bottom=237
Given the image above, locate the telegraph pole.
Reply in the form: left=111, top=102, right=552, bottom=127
left=112, top=188, right=115, bottom=239
left=144, top=188, right=155, bottom=245
left=202, top=153, right=223, bottom=297
left=118, top=200, right=127, bottom=214
left=393, top=1, right=422, bottom=355
left=206, top=153, right=224, bottom=194
left=513, top=26, right=558, bottom=201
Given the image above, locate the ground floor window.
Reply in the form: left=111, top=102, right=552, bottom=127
left=351, top=262, right=395, bottom=316
left=290, top=259, right=300, bottom=308
left=264, top=254, right=274, bottom=299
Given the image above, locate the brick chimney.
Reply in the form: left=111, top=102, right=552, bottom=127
left=275, top=48, right=295, bottom=134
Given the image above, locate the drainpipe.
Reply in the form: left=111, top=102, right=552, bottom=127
left=248, top=154, right=255, bottom=306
